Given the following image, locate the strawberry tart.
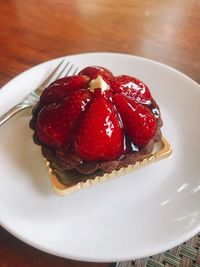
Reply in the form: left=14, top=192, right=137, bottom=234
left=30, top=66, right=167, bottom=193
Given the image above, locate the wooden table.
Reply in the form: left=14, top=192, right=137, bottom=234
left=0, top=1, right=199, bottom=266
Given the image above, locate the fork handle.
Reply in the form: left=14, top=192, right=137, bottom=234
left=0, top=103, right=31, bottom=126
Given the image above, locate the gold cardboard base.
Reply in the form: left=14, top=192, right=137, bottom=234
left=45, top=137, right=172, bottom=196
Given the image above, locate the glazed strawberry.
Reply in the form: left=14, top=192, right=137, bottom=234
left=36, top=89, right=90, bottom=148
left=110, top=75, right=152, bottom=105
left=74, top=95, right=124, bottom=161
left=39, top=75, right=90, bottom=107
left=79, top=66, right=113, bottom=80
left=113, top=94, right=157, bottom=148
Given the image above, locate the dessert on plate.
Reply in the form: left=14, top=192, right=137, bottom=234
left=30, top=65, right=171, bottom=195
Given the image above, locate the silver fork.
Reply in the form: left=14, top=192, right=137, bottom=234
left=0, top=59, right=79, bottom=126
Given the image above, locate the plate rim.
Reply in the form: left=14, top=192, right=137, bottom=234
left=1, top=52, right=199, bottom=91
left=0, top=52, right=200, bottom=262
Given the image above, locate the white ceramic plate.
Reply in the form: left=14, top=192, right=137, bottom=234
left=0, top=53, right=200, bottom=262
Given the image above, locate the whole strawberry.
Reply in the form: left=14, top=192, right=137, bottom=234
left=110, top=75, right=152, bottom=105
left=39, top=75, right=90, bottom=107
left=36, top=89, right=90, bottom=148
left=113, top=94, right=157, bottom=148
left=74, top=95, right=124, bottom=161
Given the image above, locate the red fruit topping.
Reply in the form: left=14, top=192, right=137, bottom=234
left=39, top=75, right=90, bottom=107
left=36, top=89, right=91, bottom=148
left=110, top=75, right=152, bottom=105
left=33, top=65, right=160, bottom=164
left=79, top=66, right=113, bottom=80
left=74, top=96, right=124, bottom=161
left=113, top=94, right=157, bottom=148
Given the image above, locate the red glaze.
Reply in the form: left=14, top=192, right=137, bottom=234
left=113, top=94, right=157, bottom=147
left=34, top=66, right=159, bottom=162
left=109, top=75, right=152, bottom=105
left=74, top=95, right=124, bottom=161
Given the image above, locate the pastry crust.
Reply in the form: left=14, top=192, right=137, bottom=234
left=45, top=136, right=172, bottom=195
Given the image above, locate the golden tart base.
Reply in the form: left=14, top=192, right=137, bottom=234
left=45, top=137, right=172, bottom=196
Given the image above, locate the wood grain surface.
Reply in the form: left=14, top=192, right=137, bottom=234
left=0, top=0, right=200, bottom=266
